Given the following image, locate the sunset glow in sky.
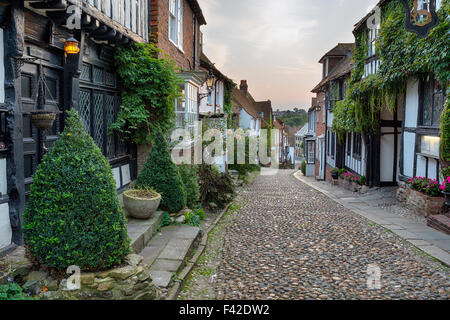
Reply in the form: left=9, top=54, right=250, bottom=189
left=198, top=0, right=378, bottom=110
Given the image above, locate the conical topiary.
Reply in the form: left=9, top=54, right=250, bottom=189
left=23, top=110, right=130, bottom=271
left=136, top=131, right=186, bottom=213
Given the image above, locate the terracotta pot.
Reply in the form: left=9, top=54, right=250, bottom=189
left=123, top=190, right=162, bottom=220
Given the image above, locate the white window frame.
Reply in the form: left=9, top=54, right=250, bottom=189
left=169, top=0, right=183, bottom=50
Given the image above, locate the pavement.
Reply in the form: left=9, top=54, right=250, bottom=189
left=211, top=169, right=449, bottom=300
left=140, top=225, right=201, bottom=288
left=294, top=171, right=450, bottom=266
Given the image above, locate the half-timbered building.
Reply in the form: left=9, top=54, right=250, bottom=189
left=0, top=0, right=151, bottom=253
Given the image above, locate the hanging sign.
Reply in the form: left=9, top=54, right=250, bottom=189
left=398, top=0, right=439, bottom=38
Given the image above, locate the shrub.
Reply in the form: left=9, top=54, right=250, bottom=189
left=0, top=283, right=32, bottom=300
left=159, top=211, right=172, bottom=229
left=23, top=110, right=130, bottom=271
left=195, top=208, right=206, bottom=221
left=185, top=211, right=201, bottom=227
left=198, top=164, right=235, bottom=208
left=301, top=160, right=306, bottom=175
left=338, top=168, right=347, bottom=177
left=136, top=130, right=186, bottom=213
left=178, top=164, right=200, bottom=209
left=331, top=168, right=339, bottom=174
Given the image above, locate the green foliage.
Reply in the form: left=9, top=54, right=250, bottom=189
left=229, top=133, right=260, bottom=179
left=333, top=0, right=449, bottom=136
left=178, top=164, right=200, bottom=209
left=277, top=111, right=308, bottom=127
left=136, top=131, right=186, bottom=213
left=195, top=208, right=206, bottom=221
left=0, top=283, right=33, bottom=300
left=331, top=168, right=339, bottom=174
left=159, top=211, right=172, bottom=229
left=301, top=160, right=306, bottom=176
left=441, top=89, right=450, bottom=162
left=198, top=164, right=235, bottom=208
left=408, top=177, right=443, bottom=197
left=111, top=43, right=183, bottom=144
left=186, top=212, right=201, bottom=227
left=23, top=110, right=130, bottom=271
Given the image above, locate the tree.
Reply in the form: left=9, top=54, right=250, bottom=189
left=136, top=131, right=187, bottom=213
left=23, top=110, right=130, bottom=271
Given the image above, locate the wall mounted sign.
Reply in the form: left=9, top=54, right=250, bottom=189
left=399, top=0, right=439, bottom=38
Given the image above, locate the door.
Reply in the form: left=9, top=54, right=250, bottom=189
left=21, top=58, right=63, bottom=200
left=319, top=139, right=325, bottom=179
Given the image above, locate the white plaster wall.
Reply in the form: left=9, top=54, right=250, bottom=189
left=239, top=109, right=253, bottom=130
left=404, top=78, right=419, bottom=128
left=0, top=203, right=11, bottom=249
left=0, top=29, right=4, bottom=103
left=122, top=164, right=131, bottom=186
left=428, top=158, right=438, bottom=180
left=112, top=167, right=121, bottom=190
left=403, top=132, right=416, bottom=178
left=380, top=127, right=395, bottom=182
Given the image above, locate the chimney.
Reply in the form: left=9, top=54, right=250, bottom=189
left=240, top=80, right=248, bottom=93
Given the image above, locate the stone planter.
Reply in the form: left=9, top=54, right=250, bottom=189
left=123, top=190, right=161, bottom=220
left=404, top=188, right=445, bottom=217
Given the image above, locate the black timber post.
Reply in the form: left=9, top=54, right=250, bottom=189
left=63, top=30, right=84, bottom=128
left=4, top=1, right=25, bottom=245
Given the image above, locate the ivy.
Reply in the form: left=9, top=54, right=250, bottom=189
left=441, top=88, right=450, bottom=163
left=111, top=43, right=183, bottom=144
left=333, top=0, right=449, bottom=139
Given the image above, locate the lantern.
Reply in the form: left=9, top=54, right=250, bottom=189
left=64, top=37, right=80, bottom=55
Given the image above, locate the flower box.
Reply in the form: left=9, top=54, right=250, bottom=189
left=405, top=188, right=445, bottom=217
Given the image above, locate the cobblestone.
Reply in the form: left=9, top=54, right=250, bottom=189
left=182, top=170, right=450, bottom=300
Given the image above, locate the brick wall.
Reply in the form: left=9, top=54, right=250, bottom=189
left=315, top=92, right=326, bottom=178
left=137, top=143, right=152, bottom=174
left=150, top=0, right=201, bottom=71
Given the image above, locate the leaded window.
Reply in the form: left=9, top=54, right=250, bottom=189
left=420, top=75, right=445, bottom=127
left=78, top=62, right=124, bottom=160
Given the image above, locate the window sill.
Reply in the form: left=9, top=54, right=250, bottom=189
left=417, top=152, right=439, bottom=160
left=169, top=39, right=184, bottom=54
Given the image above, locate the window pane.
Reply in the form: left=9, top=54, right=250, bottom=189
left=420, top=135, right=440, bottom=157
left=432, top=80, right=444, bottom=126
left=422, top=78, right=433, bottom=126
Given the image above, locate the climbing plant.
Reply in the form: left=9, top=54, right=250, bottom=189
left=333, top=0, right=449, bottom=138
left=441, top=88, right=450, bottom=164
left=111, top=43, right=182, bottom=144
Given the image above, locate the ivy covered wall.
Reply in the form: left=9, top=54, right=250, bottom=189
left=333, top=0, right=449, bottom=148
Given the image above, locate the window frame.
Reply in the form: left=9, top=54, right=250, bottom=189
left=353, top=133, right=362, bottom=160
left=419, top=75, right=445, bottom=128
left=306, top=140, right=316, bottom=164
left=169, top=0, right=183, bottom=50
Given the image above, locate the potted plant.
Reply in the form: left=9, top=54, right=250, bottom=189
left=123, top=188, right=162, bottom=220
left=31, top=110, right=59, bottom=130
left=331, top=168, right=339, bottom=180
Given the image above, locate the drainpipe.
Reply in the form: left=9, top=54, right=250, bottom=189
left=193, top=15, right=197, bottom=70
left=213, top=79, right=219, bottom=115
left=323, top=90, right=328, bottom=181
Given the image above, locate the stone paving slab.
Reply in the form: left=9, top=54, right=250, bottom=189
left=294, top=172, right=450, bottom=265
left=140, top=225, right=201, bottom=288
left=127, top=211, right=163, bottom=254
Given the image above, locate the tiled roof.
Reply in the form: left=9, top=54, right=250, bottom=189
left=187, top=0, right=207, bottom=25
left=312, top=44, right=355, bottom=93
left=200, top=53, right=234, bottom=84
left=232, top=89, right=268, bottom=126
left=318, top=43, right=354, bottom=63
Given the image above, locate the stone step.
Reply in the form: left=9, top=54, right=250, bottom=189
left=427, top=215, right=450, bottom=235
left=140, top=225, right=201, bottom=288
left=127, top=212, right=163, bottom=254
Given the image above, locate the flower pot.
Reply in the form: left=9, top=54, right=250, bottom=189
left=331, top=172, right=339, bottom=180
left=31, top=111, right=57, bottom=130
left=123, top=190, right=162, bottom=220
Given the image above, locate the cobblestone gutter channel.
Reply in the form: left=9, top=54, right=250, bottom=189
left=179, top=170, right=449, bottom=300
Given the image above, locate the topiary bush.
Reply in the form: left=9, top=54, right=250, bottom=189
left=178, top=164, right=200, bottom=209
left=23, top=110, right=130, bottom=272
left=136, top=131, right=186, bottom=213
left=301, top=160, right=306, bottom=176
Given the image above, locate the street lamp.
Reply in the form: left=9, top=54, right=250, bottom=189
left=64, top=37, right=80, bottom=55
left=199, top=70, right=216, bottom=100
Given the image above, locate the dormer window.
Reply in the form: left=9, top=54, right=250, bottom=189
left=169, top=0, right=183, bottom=49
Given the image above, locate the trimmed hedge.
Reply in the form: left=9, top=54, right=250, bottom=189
left=136, top=131, right=186, bottom=213
left=23, top=110, right=130, bottom=271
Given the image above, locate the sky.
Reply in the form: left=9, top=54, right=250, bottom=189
left=197, top=0, right=378, bottom=111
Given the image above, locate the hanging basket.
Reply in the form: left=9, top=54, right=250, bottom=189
left=31, top=111, right=58, bottom=130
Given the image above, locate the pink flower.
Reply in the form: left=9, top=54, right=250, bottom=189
left=447, top=177, right=450, bottom=183
left=440, top=183, right=446, bottom=191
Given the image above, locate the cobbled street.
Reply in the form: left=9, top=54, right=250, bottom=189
left=181, top=170, right=450, bottom=300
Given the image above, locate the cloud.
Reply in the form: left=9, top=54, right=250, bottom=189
left=197, top=0, right=377, bottom=109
